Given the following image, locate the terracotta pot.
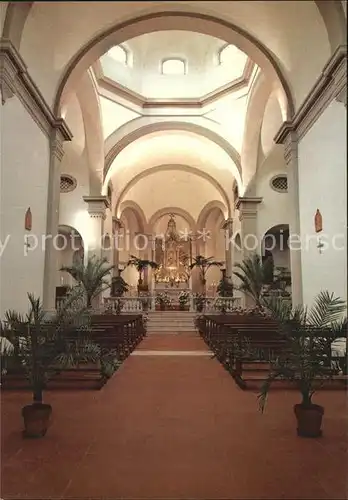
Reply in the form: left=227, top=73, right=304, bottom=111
left=22, top=403, right=52, bottom=438
left=294, top=403, right=324, bottom=438
left=160, top=304, right=165, bottom=311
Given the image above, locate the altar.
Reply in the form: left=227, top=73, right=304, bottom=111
left=153, top=214, right=193, bottom=300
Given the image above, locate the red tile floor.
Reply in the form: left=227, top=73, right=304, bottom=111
left=1, top=333, right=347, bottom=499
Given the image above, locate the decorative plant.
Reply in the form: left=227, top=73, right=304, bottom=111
left=233, top=253, right=274, bottom=307
left=126, top=255, right=159, bottom=285
left=111, top=275, right=129, bottom=297
left=0, top=322, right=15, bottom=375
left=61, top=255, right=114, bottom=308
left=2, top=291, right=104, bottom=438
left=155, top=292, right=171, bottom=309
left=178, top=291, right=190, bottom=309
left=189, top=255, right=223, bottom=288
left=258, top=291, right=347, bottom=437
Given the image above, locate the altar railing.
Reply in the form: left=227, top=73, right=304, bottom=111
left=103, top=296, right=242, bottom=314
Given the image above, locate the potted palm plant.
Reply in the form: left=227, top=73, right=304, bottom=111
left=4, top=291, right=100, bottom=438
left=258, top=291, right=347, bottom=437
left=233, top=253, right=274, bottom=307
left=126, top=255, right=158, bottom=291
left=189, top=255, right=223, bottom=290
left=111, top=268, right=129, bottom=297
left=61, top=255, right=114, bottom=308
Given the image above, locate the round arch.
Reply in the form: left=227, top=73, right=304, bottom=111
left=4, top=3, right=346, bottom=113
left=4, top=2, right=344, bottom=60
left=49, top=11, right=294, bottom=118
left=114, top=164, right=232, bottom=219
left=262, top=223, right=290, bottom=241
left=242, top=71, right=273, bottom=192
left=118, top=200, right=147, bottom=233
left=104, top=117, right=243, bottom=190
left=197, top=200, right=228, bottom=230
left=57, top=224, right=85, bottom=265
left=74, top=69, right=104, bottom=194
left=148, top=207, right=197, bottom=233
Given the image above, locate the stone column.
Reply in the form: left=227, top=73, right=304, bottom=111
left=83, top=196, right=109, bottom=259
left=42, top=130, right=72, bottom=313
left=236, top=197, right=262, bottom=307
left=222, top=218, right=233, bottom=279
left=274, top=130, right=303, bottom=307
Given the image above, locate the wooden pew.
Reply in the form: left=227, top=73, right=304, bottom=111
left=1, top=315, right=145, bottom=392
left=196, top=314, right=347, bottom=390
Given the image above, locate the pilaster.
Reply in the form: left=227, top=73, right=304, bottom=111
left=1, top=40, right=73, bottom=313
left=42, top=132, right=71, bottom=311
left=236, top=198, right=262, bottom=307
left=83, top=196, right=109, bottom=259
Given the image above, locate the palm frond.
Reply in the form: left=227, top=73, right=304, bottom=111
left=61, top=255, right=114, bottom=306
left=306, top=291, right=346, bottom=328
left=233, top=254, right=266, bottom=304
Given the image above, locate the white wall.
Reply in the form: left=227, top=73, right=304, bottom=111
left=298, top=99, right=347, bottom=306
left=0, top=96, right=50, bottom=315
left=256, top=146, right=290, bottom=241
left=58, top=94, right=91, bottom=253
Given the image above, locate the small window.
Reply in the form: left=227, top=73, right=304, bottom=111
left=161, top=59, right=186, bottom=75
left=60, top=175, right=77, bottom=193
left=219, top=44, right=238, bottom=65
left=107, top=45, right=128, bottom=65
left=270, top=175, right=288, bottom=193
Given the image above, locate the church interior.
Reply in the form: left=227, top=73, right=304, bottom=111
left=0, top=2, right=347, bottom=499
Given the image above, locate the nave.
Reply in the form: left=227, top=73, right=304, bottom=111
left=2, top=331, right=346, bottom=500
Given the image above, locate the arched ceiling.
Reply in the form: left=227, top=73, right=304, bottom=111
left=120, top=168, right=225, bottom=224
left=103, top=130, right=237, bottom=213
left=104, top=116, right=243, bottom=178
left=2, top=1, right=345, bottom=202
left=10, top=2, right=342, bottom=114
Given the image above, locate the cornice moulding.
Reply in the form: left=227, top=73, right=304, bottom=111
left=236, top=197, right=263, bottom=210
left=94, top=60, right=255, bottom=110
left=274, top=45, right=347, bottom=146
left=83, top=195, right=110, bottom=208
left=0, top=38, right=72, bottom=142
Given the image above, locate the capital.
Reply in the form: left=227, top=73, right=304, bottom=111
left=84, top=196, right=110, bottom=219
left=236, top=197, right=262, bottom=221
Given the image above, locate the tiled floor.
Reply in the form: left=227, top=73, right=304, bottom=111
left=1, top=333, right=347, bottom=499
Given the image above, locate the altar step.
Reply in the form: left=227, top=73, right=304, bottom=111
left=146, top=311, right=197, bottom=333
